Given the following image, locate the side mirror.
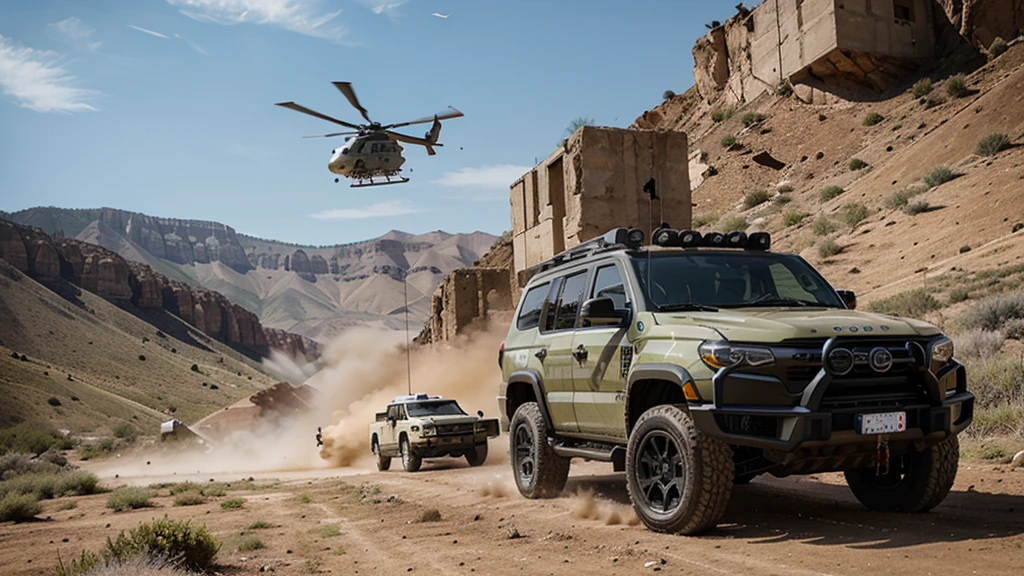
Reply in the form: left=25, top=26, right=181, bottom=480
left=477, top=410, right=484, bottom=418
left=580, top=297, right=626, bottom=326
left=837, top=290, right=857, bottom=310
left=387, top=416, right=396, bottom=426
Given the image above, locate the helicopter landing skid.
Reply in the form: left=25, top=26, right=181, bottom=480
left=349, top=174, right=410, bottom=188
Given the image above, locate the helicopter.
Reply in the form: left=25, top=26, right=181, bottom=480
left=275, top=82, right=464, bottom=187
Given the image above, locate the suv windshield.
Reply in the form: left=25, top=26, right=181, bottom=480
left=406, top=401, right=466, bottom=418
left=631, top=251, right=844, bottom=310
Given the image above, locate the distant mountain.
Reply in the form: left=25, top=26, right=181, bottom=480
left=7, top=207, right=498, bottom=343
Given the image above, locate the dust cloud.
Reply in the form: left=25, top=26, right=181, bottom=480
left=572, top=488, right=641, bottom=526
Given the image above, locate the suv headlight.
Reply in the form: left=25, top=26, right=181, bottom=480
left=699, top=340, right=775, bottom=370
left=931, top=337, right=954, bottom=364
left=421, top=422, right=435, bottom=436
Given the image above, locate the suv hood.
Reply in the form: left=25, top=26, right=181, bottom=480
left=653, top=308, right=940, bottom=342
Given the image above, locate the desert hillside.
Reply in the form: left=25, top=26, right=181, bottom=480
left=4, top=207, right=498, bottom=342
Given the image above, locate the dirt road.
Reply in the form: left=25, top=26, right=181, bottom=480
left=3, top=454, right=1022, bottom=576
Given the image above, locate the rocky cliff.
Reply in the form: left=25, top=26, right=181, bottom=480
left=0, top=218, right=319, bottom=361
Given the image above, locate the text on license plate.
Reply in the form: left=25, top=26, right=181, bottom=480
left=856, top=411, right=906, bottom=435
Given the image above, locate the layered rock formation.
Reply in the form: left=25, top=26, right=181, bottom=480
left=938, top=0, right=1024, bottom=50
left=0, top=219, right=319, bottom=361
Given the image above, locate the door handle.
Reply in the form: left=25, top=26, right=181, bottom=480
left=572, top=344, right=589, bottom=363
left=534, top=348, right=547, bottom=362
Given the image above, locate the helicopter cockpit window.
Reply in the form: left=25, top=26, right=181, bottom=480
left=341, top=147, right=349, bottom=155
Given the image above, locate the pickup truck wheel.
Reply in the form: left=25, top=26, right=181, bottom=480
left=466, top=442, right=488, bottom=467
left=373, top=440, right=391, bottom=471
left=626, top=405, right=734, bottom=535
left=510, top=402, right=569, bottom=498
left=400, top=436, right=422, bottom=472
left=844, top=434, right=959, bottom=512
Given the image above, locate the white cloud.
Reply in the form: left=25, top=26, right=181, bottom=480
left=0, top=34, right=98, bottom=113
left=310, top=200, right=421, bottom=220
left=174, top=33, right=209, bottom=55
left=48, top=17, right=101, bottom=52
left=167, top=0, right=346, bottom=42
left=128, top=24, right=170, bottom=39
left=355, top=0, right=410, bottom=16
left=432, top=164, right=531, bottom=189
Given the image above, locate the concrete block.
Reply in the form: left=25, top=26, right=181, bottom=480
left=510, top=180, right=527, bottom=235
left=524, top=170, right=539, bottom=229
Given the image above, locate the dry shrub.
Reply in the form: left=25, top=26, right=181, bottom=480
left=0, top=471, right=100, bottom=500
left=840, top=203, right=870, bottom=228
left=924, top=165, right=955, bottom=188
left=866, top=288, right=941, bottom=317
left=0, top=492, right=42, bottom=522
left=903, top=200, right=930, bottom=215
left=721, top=216, right=749, bottom=233
left=818, top=238, right=842, bottom=258
left=863, top=112, right=884, bottom=126
left=173, top=491, right=205, bottom=507
left=953, top=329, right=1005, bottom=359
left=721, top=135, right=737, bottom=148
left=885, top=185, right=927, bottom=209
left=849, top=158, right=868, bottom=171
left=106, top=487, right=153, bottom=511
left=692, top=213, right=719, bottom=229
left=989, top=37, right=1008, bottom=58
left=946, top=74, right=967, bottom=98
left=743, top=189, right=772, bottom=209
left=976, top=133, right=1011, bottom=157
left=783, top=211, right=809, bottom=227
left=819, top=185, right=844, bottom=202
left=960, top=290, right=1024, bottom=331
left=1004, top=318, right=1024, bottom=340
left=913, top=79, right=934, bottom=98
left=812, top=216, right=836, bottom=236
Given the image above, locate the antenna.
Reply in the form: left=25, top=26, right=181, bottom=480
left=403, top=267, right=412, bottom=395
left=643, top=178, right=658, bottom=308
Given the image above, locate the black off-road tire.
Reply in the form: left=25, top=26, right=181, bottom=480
left=400, top=436, right=422, bottom=473
left=626, top=405, right=734, bottom=535
left=844, top=434, right=959, bottom=512
left=510, top=402, right=570, bottom=498
left=466, top=442, right=488, bottom=467
left=373, top=440, right=391, bottom=471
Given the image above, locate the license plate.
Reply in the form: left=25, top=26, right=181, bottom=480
left=856, top=411, right=906, bottom=435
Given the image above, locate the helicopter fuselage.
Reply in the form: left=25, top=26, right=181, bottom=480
left=329, top=133, right=405, bottom=177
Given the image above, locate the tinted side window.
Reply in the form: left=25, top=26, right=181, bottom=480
left=517, top=283, right=549, bottom=330
left=553, top=271, right=588, bottom=331
left=592, top=265, right=628, bottom=310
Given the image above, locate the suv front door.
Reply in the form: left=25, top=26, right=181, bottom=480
left=570, top=263, right=631, bottom=440
left=538, top=270, right=589, bottom=433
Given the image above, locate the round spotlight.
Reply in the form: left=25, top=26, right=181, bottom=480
left=679, top=230, right=703, bottom=248
left=747, top=232, right=771, bottom=251
left=704, top=232, right=726, bottom=247
left=726, top=231, right=748, bottom=247
left=626, top=228, right=645, bottom=249
left=652, top=227, right=679, bottom=247
left=869, top=347, right=893, bottom=373
left=827, top=348, right=855, bottom=376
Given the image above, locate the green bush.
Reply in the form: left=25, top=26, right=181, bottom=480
left=774, top=195, right=792, bottom=205
left=976, top=133, right=1011, bottom=156
left=248, top=520, right=273, bottom=530
left=721, top=135, right=737, bottom=148
left=167, top=481, right=201, bottom=495
left=0, top=492, right=42, bottom=522
left=924, top=165, right=955, bottom=188
left=320, top=524, right=341, bottom=538
left=112, top=423, right=137, bottom=441
left=777, top=183, right=794, bottom=193
left=0, top=471, right=100, bottom=500
left=863, top=112, right=884, bottom=126
left=237, top=535, right=266, bottom=552
left=913, top=79, right=934, bottom=98
left=743, top=189, right=772, bottom=209
left=867, top=288, right=942, bottom=317
left=104, top=517, right=220, bottom=571
left=819, top=185, right=844, bottom=202
left=946, top=74, right=967, bottom=98
left=80, top=438, right=115, bottom=461
left=742, top=112, right=766, bottom=127
left=0, top=453, right=63, bottom=477
left=989, top=37, right=1008, bottom=58
left=849, top=158, right=868, bottom=171
left=56, top=549, right=100, bottom=576
left=692, top=213, right=718, bottom=228
left=220, top=497, right=245, bottom=510
left=721, top=216, right=749, bottom=233
left=960, top=290, right=1024, bottom=331
left=0, top=424, right=74, bottom=455
left=818, top=238, right=842, bottom=258
left=812, top=216, right=836, bottom=236
left=783, top=212, right=810, bottom=227
left=884, top=184, right=928, bottom=209
left=903, top=200, right=930, bottom=215
left=174, top=491, right=206, bottom=507
left=840, top=203, right=870, bottom=228
left=948, top=287, right=970, bottom=304
left=201, top=483, right=226, bottom=497
left=106, top=487, right=153, bottom=511
left=711, top=110, right=725, bottom=122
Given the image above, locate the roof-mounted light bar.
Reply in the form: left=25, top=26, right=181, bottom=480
left=650, top=226, right=770, bottom=251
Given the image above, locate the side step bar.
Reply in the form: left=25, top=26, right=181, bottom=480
left=552, top=442, right=627, bottom=472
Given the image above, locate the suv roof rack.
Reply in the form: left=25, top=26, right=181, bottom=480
left=527, top=228, right=642, bottom=275
left=392, top=394, right=442, bottom=404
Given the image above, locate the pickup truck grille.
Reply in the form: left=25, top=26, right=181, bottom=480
left=436, top=424, right=475, bottom=435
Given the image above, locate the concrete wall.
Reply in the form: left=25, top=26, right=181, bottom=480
left=426, top=267, right=513, bottom=343
left=751, top=0, right=840, bottom=86
left=835, top=0, right=934, bottom=59
left=511, top=126, right=691, bottom=276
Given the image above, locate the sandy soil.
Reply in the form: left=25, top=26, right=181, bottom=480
left=2, top=455, right=1023, bottom=576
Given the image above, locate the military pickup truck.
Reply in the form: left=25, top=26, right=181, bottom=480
left=369, top=394, right=500, bottom=472
left=499, top=227, right=973, bottom=534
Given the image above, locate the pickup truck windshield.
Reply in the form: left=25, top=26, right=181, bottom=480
left=631, top=251, right=844, bottom=310
left=406, top=401, right=466, bottom=417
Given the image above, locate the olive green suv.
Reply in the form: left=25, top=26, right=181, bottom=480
left=498, top=227, right=973, bottom=535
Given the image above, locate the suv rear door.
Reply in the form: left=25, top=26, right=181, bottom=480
left=570, top=262, right=631, bottom=440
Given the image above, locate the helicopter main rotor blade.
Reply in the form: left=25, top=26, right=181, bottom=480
left=302, top=131, right=359, bottom=138
left=275, top=101, right=362, bottom=130
left=332, top=82, right=372, bottom=124
left=386, top=130, right=443, bottom=155
left=383, top=107, right=464, bottom=130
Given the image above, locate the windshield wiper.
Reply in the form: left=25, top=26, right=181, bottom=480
left=742, top=296, right=821, bottom=307
left=656, top=302, right=719, bottom=312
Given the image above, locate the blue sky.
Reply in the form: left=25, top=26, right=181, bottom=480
left=0, top=0, right=739, bottom=245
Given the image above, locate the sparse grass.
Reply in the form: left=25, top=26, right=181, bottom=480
left=774, top=195, right=792, bottom=205
left=721, top=216, right=749, bottom=233
left=849, top=158, right=868, bottom=171
left=903, top=200, right=930, bottom=215
left=946, top=74, right=968, bottom=98
left=711, top=105, right=735, bottom=123
left=777, top=183, right=794, bottom=193
left=819, top=185, right=844, bottom=203
left=79, top=438, right=115, bottom=461
left=0, top=492, right=42, bottom=522
left=948, top=287, right=971, bottom=304
left=220, top=497, right=245, bottom=510
left=959, top=290, right=1024, bottom=331
left=297, top=493, right=312, bottom=504
left=248, top=520, right=273, bottom=530
left=0, top=423, right=73, bottom=455
left=200, top=483, right=226, bottom=497
left=818, top=238, right=842, bottom=258
left=112, top=423, right=137, bottom=441
left=866, top=288, right=941, bottom=317
left=721, top=135, right=737, bottom=148
left=884, top=184, right=928, bottom=209
left=173, top=491, right=206, bottom=507
left=1004, top=318, right=1024, bottom=340
left=692, top=213, right=719, bottom=228
left=924, top=165, right=955, bottom=188
left=839, top=203, right=870, bottom=229
left=989, top=37, right=1008, bottom=58
left=962, top=442, right=1009, bottom=460
left=913, top=79, right=934, bottom=98
left=320, top=524, right=341, bottom=538
left=237, top=535, right=266, bottom=551
left=976, top=133, right=1011, bottom=156
left=0, top=470, right=100, bottom=500
left=167, top=482, right=200, bottom=495
left=812, top=216, right=836, bottom=236
left=106, top=487, right=153, bottom=511
left=960, top=354, right=1024, bottom=437
left=863, top=112, right=884, bottom=126
left=743, top=189, right=772, bottom=209
left=742, top=112, right=766, bottom=126
left=953, top=329, right=1005, bottom=359
left=783, top=211, right=810, bottom=227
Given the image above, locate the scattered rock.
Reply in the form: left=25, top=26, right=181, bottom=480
left=959, top=245, right=972, bottom=253
left=138, top=355, right=146, bottom=361
left=815, top=151, right=825, bottom=160
left=1013, top=223, right=1023, bottom=233
left=849, top=267, right=861, bottom=274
